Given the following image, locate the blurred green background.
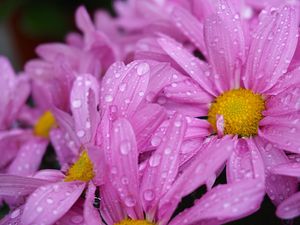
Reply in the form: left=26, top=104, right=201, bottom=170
left=0, top=0, right=299, bottom=224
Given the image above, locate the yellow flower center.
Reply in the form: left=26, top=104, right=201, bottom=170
left=34, top=111, right=56, bottom=138
left=64, top=151, right=95, bottom=182
left=208, top=88, right=265, bottom=137
left=115, top=219, right=154, bottom=225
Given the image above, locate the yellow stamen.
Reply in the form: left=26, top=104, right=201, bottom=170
left=114, top=219, right=154, bottom=225
left=208, top=88, right=265, bottom=137
left=64, top=151, right=95, bottom=182
left=34, top=111, right=56, bottom=138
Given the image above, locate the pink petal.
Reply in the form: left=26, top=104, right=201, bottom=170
left=255, top=138, right=298, bottom=206
left=243, top=5, right=299, bottom=93
left=163, top=78, right=213, bottom=104
left=266, top=66, right=300, bottom=95
left=101, top=61, right=150, bottom=118
left=34, top=169, right=65, bottom=182
left=0, top=129, right=31, bottom=169
left=22, top=181, right=85, bottom=225
left=204, top=0, right=245, bottom=91
left=158, top=136, right=235, bottom=224
left=55, top=200, right=85, bottom=225
left=83, top=182, right=102, bottom=225
left=171, top=5, right=207, bottom=55
left=276, top=192, right=300, bottom=219
left=87, top=146, right=105, bottom=186
left=100, top=177, right=126, bottom=224
left=264, top=85, right=300, bottom=116
left=227, top=138, right=265, bottom=183
left=0, top=206, right=23, bottom=225
left=7, top=137, right=48, bottom=176
left=71, top=74, right=100, bottom=144
left=131, top=103, right=167, bottom=151
left=52, top=107, right=81, bottom=153
left=140, top=114, right=187, bottom=218
left=50, top=128, right=77, bottom=166
left=169, top=179, right=264, bottom=225
left=75, top=6, right=95, bottom=35
left=272, top=162, right=300, bottom=177
left=157, top=36, right=217, bottom=96
left=0, top=174, right=49, bottom=196
left=109, top=118, right=143, bottom=219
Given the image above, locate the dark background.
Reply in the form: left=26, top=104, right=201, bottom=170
left=0, top=0, right=299, bottom=224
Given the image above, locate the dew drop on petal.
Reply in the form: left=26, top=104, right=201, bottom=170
left=151, top=136, right=161, bottom=147
left=71, top=215, right=84, bottom=224
left=124, top=196, right=136, bottom=207
left=149, top=154, right=161, bottom=167
left=72, top=100, right=82, bottom=108
left=105, top=95, right=113, bottom=103
left=10, top=209, right=21, bottom=219
left=137, top=63, right=150, bottom=76
left=120, top=140, right=131, bottom=155
left=77, top=130, right=85, bottom=138
left=143, top=189, right=155, bottom=201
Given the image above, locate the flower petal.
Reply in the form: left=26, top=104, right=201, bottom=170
left=276, top=192, right=300, bottom=219
left=7, top=137, right=48, bottom=176
left=101, top=61, right=150, bottom=118
left=83, top=182, right=102, bottom=225
left=204, top=0, right=245, bottom=91
left=272, top=162, right=300, bottom=177
left=109, top=118, right=143, bottom=219
left=169, top=179, right=264, bottom=225
left=255, top=138, right=298, bottom=206
left=243, top=5, right=299, bottom=93
left=71, top=74, right=100, bottom=144
left=131, top=103, right=167, bottom=152
left=140, top=114, right=186, bottom=218
left=157, top=36, right=216, bottom=96
left=227, top=138, right=265, bottom=183
left=171, top=5, right=207, bottom=55
left=0, top=174, right=49, bottom=196
left=158, top=136, right=234, bottom=224
left=22, top=181, right=85, bottom=225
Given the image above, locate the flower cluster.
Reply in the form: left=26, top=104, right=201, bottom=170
left=1, top=0, right=300, bottom=224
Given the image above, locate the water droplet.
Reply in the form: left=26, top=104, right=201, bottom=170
left=174, top=120, right=182, bottom=127
left=124, top=196, right=136, bottom=207
left=121, top=177, right=129, bottom=185
left=149, top=154, right=161, bottom=167
left=71, top=215, right=84, bottom=224
left=36, top=206, right=43, bottom=213
left=137, top=63, right=150, bottom=75
left=164, top=147, right=172, bottom=155
left=10, top=209, right=20, bottom=219
left=105, top=95, right=113, bottom=103
left=77, top=130, right=85, bottom=138
left=72, top=100, right=82, bottom=108
left=111, top=166, right=118, bottom=175
left=119, top=83, right=127, bottom=92
left=143, top=190, right=155, bottom=201
left=46, top=197, right=54, bottom=204
left=151, top=136, right=161, bottom=147
left=120, top=140, right=131, bottom=155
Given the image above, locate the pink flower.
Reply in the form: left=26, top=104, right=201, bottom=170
left=150, top=0, right=300, bottom=207
left=95, top=115, right=264, bottom=225
left=271, top=161, right=300, bottom=219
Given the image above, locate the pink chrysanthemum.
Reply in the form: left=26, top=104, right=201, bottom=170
left=149, top=0, right=300, bottom=207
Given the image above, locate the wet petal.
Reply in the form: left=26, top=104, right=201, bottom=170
left=272, top=162, right=300, bottom=177
left=204, top=0, right=245, bottom=91
left=170, top=179, right=264, bottom=225
left=227, top=138, right=265, bottom=182
left=7, top=137, right=48, bottom=176
left=243, top=5, right=299, bottom=93
left=109, top=118, right=143, bottom=219
left=255, top=138, right=298, bottom=206
left=22, top=182, right=85, bottom=225
left=71, top=74, right=100, bottom=144
left=140, top=114, right=186, bottom=217
left=276, top=192, right=300, bottom=219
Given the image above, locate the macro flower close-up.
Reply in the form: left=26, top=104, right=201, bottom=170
left=0, top=0, right=300, bottom=225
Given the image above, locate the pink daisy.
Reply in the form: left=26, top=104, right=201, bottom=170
left=95, top=115, right=264, bottom=225
left=150, top=0, right=300, bottom=207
